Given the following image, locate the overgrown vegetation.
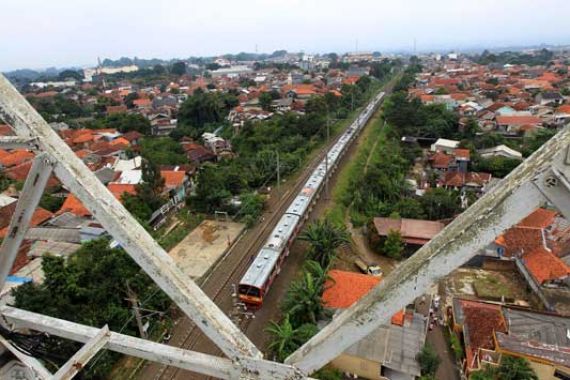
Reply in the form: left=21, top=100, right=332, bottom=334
left=471, top=355, right=538, bottom=380
left=416, top=344, right=441, bottom=378
left=12, top=239, right=170, bottom=379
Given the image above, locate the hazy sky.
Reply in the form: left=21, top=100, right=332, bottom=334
left=2, top=0, right=570, bottom=71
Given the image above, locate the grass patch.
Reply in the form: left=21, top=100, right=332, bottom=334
left=156, top=209, right=203, bottom=251
left=325, top=113, right=387, bottom=227
left=473, top=275, right=515, bottom=302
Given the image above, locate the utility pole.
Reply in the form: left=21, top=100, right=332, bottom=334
left=325, top=110, right=330, bottom=198
left=126, top=281, right=147, bottom=339
left=276, top=151, right=281, bottom=199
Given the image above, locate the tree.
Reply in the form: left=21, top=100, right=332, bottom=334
left=12, top=239, right=170, bottom=379
left=496, top=356, right=538, bottom=380
left=416, top=344, right=440, bottom=376
left=171, top=61, right=187, bottom=76
left=299, top=219, right=350, bottom=268
left=88, top=113, right=151, bottom=135
left=266, top=315, right=318, bottom=362
left=282, top=271, right=326, bottom=326
left=0, top=172, right=13, bottom=193
left=383, top=229, right=404, bottom=259
left=420, top=188, right=461, bottom=220
left=178, top=89, right=229, bottom=135
left=259, top=92, right=273, bottom=111
left=139, top=137, right=187, bottom=166
left=239, top=192, right=264, bottom=227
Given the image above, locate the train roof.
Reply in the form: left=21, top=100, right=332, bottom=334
left=265, top=213, right=300, bottom=252
left=239, top=248, right=280, bottom=288
left=286, top=194, right=311, bottom=217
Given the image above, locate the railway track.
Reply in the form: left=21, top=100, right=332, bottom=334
left=146, top=81, right=396, bottom=380
left=154, top=122, right=347, bottom=380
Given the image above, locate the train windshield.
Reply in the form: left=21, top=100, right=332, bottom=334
left=238, top=284, right=261, bottom=298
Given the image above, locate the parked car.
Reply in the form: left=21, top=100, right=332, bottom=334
left=354, top=258, right=383, bottom=277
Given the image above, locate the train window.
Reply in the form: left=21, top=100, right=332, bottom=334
left=239, top=285, right=261, bottom=298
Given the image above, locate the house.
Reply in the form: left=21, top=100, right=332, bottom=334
left=160, top=170, right=189, bottom=199
left=450, top=299, right=570, bottom=378
left=431, top=138, right=460, bottom=153
left=0, top=202, right=53, bottom=239
left=370, top=217, right=444, bottom=255
left=322, top=270, right=426, bottom=380
left=536, top=91, right=564, bottom=107
left=554, top=105, right=570, bottom=126
left=495, top=115, right=542, bottom=135
left=181, top=141, right=216, bottom=164
left=478, top=145, right=523, bottom=160
left=443, top=172, right=492, bottom=192
left=494, top=308, right=570, bottom=379
left=450, top=299, right=508, bottom=374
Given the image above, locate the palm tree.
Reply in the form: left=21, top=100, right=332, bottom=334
left=497, top=355, right=538, bottom=380
left=282, top=271, right=325, bottom=326
left=266, top=315, right=297, bottom=362
left=266, top=315, right=318, bottom=362
left=299, top=219, right=350, bottom=268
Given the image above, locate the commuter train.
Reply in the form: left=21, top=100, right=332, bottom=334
left=238, top=92, right=386, bottom=308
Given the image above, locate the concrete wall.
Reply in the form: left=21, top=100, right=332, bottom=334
left=331, top=354, right=382, bottom=380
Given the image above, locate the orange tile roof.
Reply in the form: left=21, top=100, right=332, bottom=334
left=72, top=132, right=94, bottom=144
left=557, top=105, right=570, bottom=114
left=322, top=270, right=380, bottom=309
left=58, top=194, right=90, bottom=217
left=456, top=299, right=507, bottom=370
left=0, top=149, right=9, bottom=159
left=107, top=183, right=136, bottom=199
left=430, top=151, right=453, bottom=169
left=454, top=148, right=471, bottom=160
left=495, top=226, right=544, bottom=257
left=0, top=203, right=53, bottom=238
left=518, top=208, right=557, bottom=229
left=0, top=150, right=34, bottom=168
left=110, top=137, right=130, bottom=146
left=133, top=98, right=152, bottom=107
left=496, top=115, right=542, bottom=126
left=523, top=247, right=570, bottom=284
left=161, top=170, right=186, bottom=188
left=74, top=149, right=92, bottom=159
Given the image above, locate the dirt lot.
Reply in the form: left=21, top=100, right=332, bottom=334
left=168, top=220, right=244, bottom=279
left=441, top=267, right=536, bottom=308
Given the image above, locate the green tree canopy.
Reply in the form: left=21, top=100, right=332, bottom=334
left=383, top=229, right=404, bottom=259
left=299, top=219, right=350, bottom=268
left=416, top=344, right=440, bottom=376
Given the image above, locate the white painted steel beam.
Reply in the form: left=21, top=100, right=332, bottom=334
left=0, top=153, right=53, bottom=289
left=0, top=334, right=52, bottom=379
left=286, top=126, right=570, bottom=373
left=51, top=325, right=110, bottom=380
left=0, top=74, right=261, bottom=361
left=0, top=136, right=38, bottom=150
left=1, top=306, right=309, bottom=380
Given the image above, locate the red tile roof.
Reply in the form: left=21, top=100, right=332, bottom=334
left=0, top=203, right=53, bottom=238
left=107, top=183, right=137, bottom=199
left=430, top=151, right=453, bottom=169
left=4, top=161, right=60, bottom=188
left=496, top=115, right=542, bottom=126
left=0, top=150, right=34, bottom=168
left=58, top=194, right=90, bottom=217
left=161, top=170, right=186, bottom=188
left=454, top=148, right=471, bottom=160
left=456, top=299, right=507, bottom=370
left=518, top=208, right=557, bottom=229
left=444, top=172, right=491, bottom=188
left=373, top=218, right=444, bottom=246
left=0, top=124, right=14, bottom=136
left=322, top=270, right=380, bottom=309
left=495, top=226, right=544, bottom=257
left=523, top=247, right=570, bottom=284
left=557, top=105, right=570, bottom=114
